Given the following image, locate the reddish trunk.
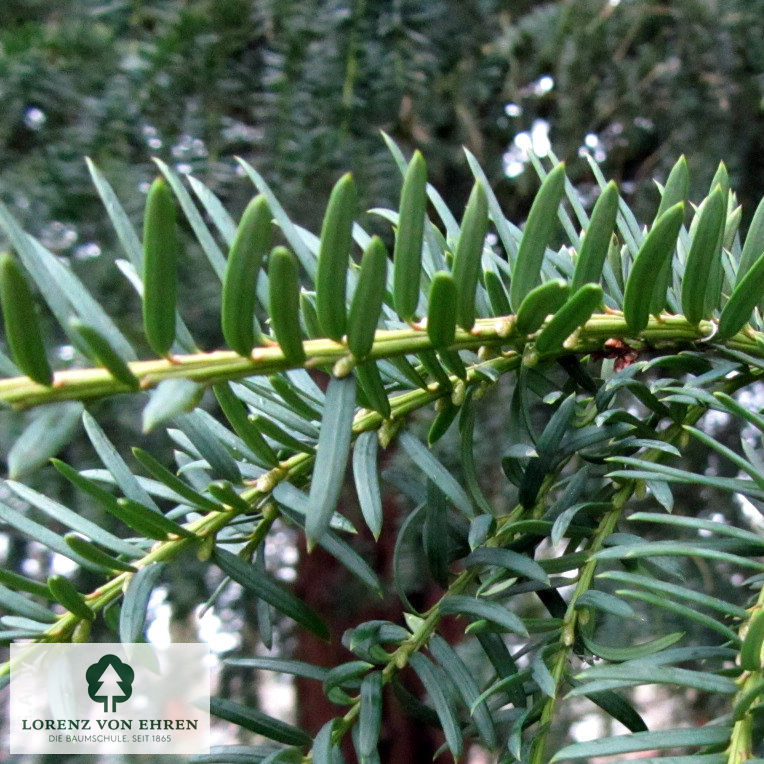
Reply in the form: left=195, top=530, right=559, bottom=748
left=293, top=487, right=460, bottom=762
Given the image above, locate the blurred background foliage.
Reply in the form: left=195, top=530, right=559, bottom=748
left=0, top=0, right=762, bottom=758
left=2, top=0, right=762, bottom=243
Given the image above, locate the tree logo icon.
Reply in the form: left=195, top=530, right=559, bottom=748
left=85, top=654, right=134, bottom=712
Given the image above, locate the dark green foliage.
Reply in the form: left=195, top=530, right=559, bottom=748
left=0, top=252, right=51, bottom=384
left=571, top=181, right=619, bottom=293
left=510, top=164, right=566, bottom=310
left=268, top=246, right=306, bottom=364
left=0, top=139, right=763, bottom=764
left=426, top=272, right=457, bottom=348
left=69, top=318, right=139, bottom=390
left=393, top=151, right=428, bottom=321
left=348, top=236, right=388, bottom=359
left=316, top=174, right=356, bottom=341
left=1, top=11, right=762, bottom=762
left=141, top=177, right=178, bottom=356
left=623, top=203, right=684, bottom=332
left=221, top=195, right=271, bottom=355
left=452, top=182, right=489, bottom=330
left=681, top=186, right=726, bottom=325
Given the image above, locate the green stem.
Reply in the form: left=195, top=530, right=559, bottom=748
left=530, top=374, right=758, bottom=764
left=0, top=313, right=759, bottom=409
left=0, top=353, right=516, bottom=678
left=326, top=568, right=479, bottom=751
left=315, top=473, right=565, bottom=757
left=529, top=484, right=635, bottom=764
left=727, top=582, right=764, bottom=763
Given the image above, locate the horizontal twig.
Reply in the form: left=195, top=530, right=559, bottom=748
left=0, top=313, right=757, bottom=408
